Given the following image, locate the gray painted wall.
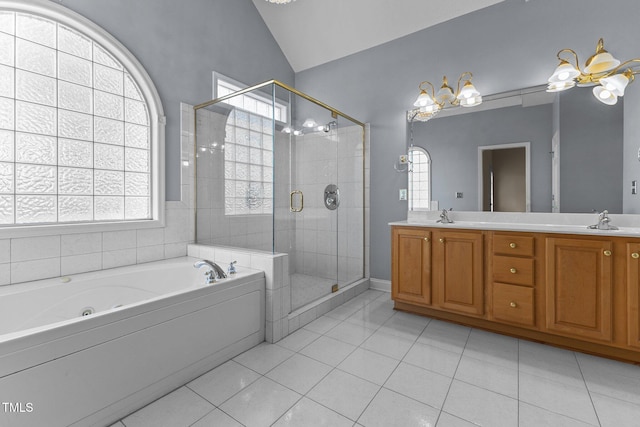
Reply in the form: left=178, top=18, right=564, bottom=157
left=294, top=0, right=640, bottom=280
left=411, top=104, right=552, bottom=212
left=55, top=0, right=295, bottom=201
left=559, top=89, right=623, bottom=213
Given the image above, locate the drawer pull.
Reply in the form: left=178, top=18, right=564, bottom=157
left=633, top=253, right=639, bottom=259
left=510, top=268, right=517, bottom=274
left=509, top=242, right=517, bottom=249
left=424, top=237, right=430, bottom=242
left=604, top=250, right=612, bottom=257
left=510, top=301, right=517, bottom=308
left=439, top=238, right=445, bottom=243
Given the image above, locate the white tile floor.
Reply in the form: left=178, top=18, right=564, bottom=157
left=113, top=290, right=640, bottom=427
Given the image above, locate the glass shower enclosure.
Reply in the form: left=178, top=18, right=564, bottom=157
left=194, top=80, right=365, bottom=312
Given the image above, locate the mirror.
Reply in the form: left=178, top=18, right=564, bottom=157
left=408, top=85, right=624, bottom=213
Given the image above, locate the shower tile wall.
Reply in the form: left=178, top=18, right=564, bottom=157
left=0, top=103, right=196, bottom=287
left=293, top=125, right=363, bottom=286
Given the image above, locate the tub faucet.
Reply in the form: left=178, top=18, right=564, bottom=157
left=193, top=259, right=227, bottom=284
left=437, top=209, right=454, bottom=224
left=588, top=210, right=618, bottom=230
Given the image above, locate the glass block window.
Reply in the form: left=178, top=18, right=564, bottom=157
left=0, top=10, right=152, bottom=225
left=408, top=147, right=431, bottom=211
left=223, top=108, right=273, bottom=216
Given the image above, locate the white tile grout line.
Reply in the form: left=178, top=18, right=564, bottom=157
left=430, top=324, right=471, bottom=427
left=574, top=351, right=603, bottom=427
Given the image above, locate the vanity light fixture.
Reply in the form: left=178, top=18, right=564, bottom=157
left=410, top=72, right=483, bottom=122
left=546, top=38, right=640, bottom=105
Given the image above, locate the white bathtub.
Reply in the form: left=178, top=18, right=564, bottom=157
left=0, top=257, right=265, bottom=427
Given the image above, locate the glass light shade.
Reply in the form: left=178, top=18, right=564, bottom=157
left=460, top=95, right=482, bottom=107
left=421, top=104, right=441, bottom=114
left=413, top=90, right=435, bottom=107
left=584, top=51, right=620, bottom=74
left=302, top=118, right=317, bottom=128
left=546, top=80, right=576, bottom=92
left=599, top=74, right=630, bottom=96
left=281, top=126, right=292, bottom=134
left=593, top=86, right=618, bottom=105
left=457, top=81, right=480, bottom=100
left=436, top=85, right=455, bottom=104
left=410, top=107, right=440, bottom=122
left=292, top=130, right=303, bottom=136
left=548, top=61, right=581, bottom=83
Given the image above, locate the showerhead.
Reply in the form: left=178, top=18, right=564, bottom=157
left=318, top=120, right=337, bottom=133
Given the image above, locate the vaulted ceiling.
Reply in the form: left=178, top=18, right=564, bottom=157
left=252, top=0, right=506, bottom=72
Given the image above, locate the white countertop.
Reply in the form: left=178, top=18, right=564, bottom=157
left=390, top=211, right=640, bottom=237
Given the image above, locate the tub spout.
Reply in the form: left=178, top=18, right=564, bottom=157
left=194, top=259, right=227, bottom=284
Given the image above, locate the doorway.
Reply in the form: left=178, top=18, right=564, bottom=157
left=478, top=142, right=530, bottom=212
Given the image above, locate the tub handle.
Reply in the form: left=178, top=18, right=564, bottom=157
left=228, top=260, right=237, bottom=275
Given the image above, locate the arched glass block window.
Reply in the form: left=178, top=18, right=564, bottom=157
left=408, top=146, right=431, bottom=211
left=0, top=0, right=164, bottom=230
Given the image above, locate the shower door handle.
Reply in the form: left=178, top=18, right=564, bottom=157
left=290, top=190, right=303, bottom=212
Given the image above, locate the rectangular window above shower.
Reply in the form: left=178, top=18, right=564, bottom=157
left=216, top=78, right=287, bottom=122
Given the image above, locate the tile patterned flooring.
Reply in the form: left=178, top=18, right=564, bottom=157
left=112, top=290, right=640, bottom=427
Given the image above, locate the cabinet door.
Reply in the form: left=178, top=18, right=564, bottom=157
left=392, top=227, right=431, bottom=305
left=628, top=243, right=640, bottom=349
left=546, top=238, right=612, bottom=342
left=434, top=230, right=484, bottom=315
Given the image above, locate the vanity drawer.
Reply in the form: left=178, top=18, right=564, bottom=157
left=493, top=234, right=534, bottom=257
left=492, top=282, right=535, bottom=326
left=493, top=255, right=534, bottom=286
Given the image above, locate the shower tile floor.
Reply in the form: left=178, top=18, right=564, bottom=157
left=290, top=273, right=336, bottom=311
left=113, top=290, right=640, bottom=427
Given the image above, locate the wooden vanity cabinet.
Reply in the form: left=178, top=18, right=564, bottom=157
left=627, top=242, right=640, bottom=349
left=391, top=227, right=432, bottom=305
left=545, top=237, right=613, bottom=342
left=432, top=230, right=484, bottom=316
left=489, top=232, right=537, bottom=328
left=391, top=224, right=640, bottom=363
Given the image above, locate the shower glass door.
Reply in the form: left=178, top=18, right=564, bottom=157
left=283, top=94, right=340, bottom=311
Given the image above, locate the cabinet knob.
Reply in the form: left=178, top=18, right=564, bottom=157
left=510, top=301, right=517, bottom=308
left=604, top=250, right=612, bottom=257
left=633, top=253, right=640, bottom=259
left=509, top=242, right=517, bottom=249
left=510, top=268, right=517, bottom=274
left=424, top=237, right=430, bottom=242
left=439, top=238, right=445, bottom=243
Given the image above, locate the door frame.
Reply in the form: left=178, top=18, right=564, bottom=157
left=477, top=142, right=531, bottom=212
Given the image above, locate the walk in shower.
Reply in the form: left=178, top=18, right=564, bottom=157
left=194, top=80, right=365, bottom=312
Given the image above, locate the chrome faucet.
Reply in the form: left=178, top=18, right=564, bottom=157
left=193, top=259, right=227, bottom=284
left=588, top=210, right=618, bottom=230
left=436, top=209, right=454, bottom=224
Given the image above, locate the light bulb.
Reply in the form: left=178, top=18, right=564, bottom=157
left=558, top=71, right=570, bottom=81
left=599, top=89, right=612, bottom=100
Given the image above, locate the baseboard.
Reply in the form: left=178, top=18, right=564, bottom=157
left=369, top=278, right=391, bottom=292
